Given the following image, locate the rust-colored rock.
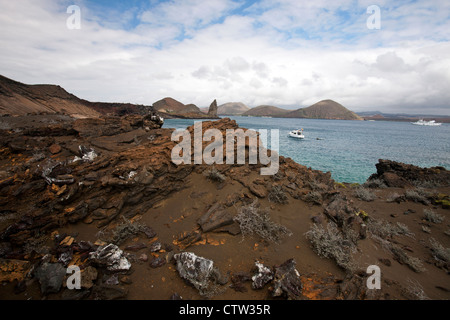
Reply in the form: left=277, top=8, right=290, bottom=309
left=49, top=144, right=62, bottom=154
left=0, top=259, right=31, bottom=282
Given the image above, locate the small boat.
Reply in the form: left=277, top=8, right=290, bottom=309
left=288, top=128, right=305, bottom=139
left=411, top=119, right=442, bottom=126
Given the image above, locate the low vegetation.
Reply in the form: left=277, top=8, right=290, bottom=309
left=305, top=222, right=356, bottom=272
left=386, top=192, right=404, bottom=203
left=308, top=180, right=329, bottom=191
left=354, top=187, right=376, bottom=202
left=405, top=189, right=429, bottom=205
left=367, top=219, right=413, bottom=239
left=234, top=201, right=292, bottom=243
left=363, top=178, right=387, bottom=189
left=429, top=238, right=450, bottom=263
left=303, top=191, right=322, bottom=205
left=366, top=218, right=424, bottom=273
left=403, top=279, right=429, bottom=300
left=389, top=244, right=426, bottom=273
left=423, top=209, right=444, bottom=224
left=268, top=185, right=289, bottom=204
left=203, top=166, right=226, bottom=183
left=99, top=216, right=149, bottom=245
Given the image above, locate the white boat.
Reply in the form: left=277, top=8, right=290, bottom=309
left=288, top=129, right=305, bottom=139
left=411, top=119, right=442, bottom=126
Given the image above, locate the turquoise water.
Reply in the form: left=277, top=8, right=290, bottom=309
left=163, top=117, right=450, bottom=183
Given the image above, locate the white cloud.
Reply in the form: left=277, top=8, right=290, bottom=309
left=374, top=52, right=409, bottom=73
left=0, top=0, right=449, bottom=115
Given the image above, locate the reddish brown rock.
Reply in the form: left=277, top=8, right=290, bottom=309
left=49, top=144, right=62, bottom=154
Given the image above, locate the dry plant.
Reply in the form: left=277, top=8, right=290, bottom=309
left=234, top=200, right=292, bottom=244
left=386, top=192, right=404, bottom=203
left=423, top=209, right=444, bottom=224
left=403, top=279, right=429, bottom=300
left=303, top=191, right=322, bottom=205
left=305, top=222, right=356, bottom=272
left=405, top=189, right=429, bottom=205
left=429, top=238, right=450, bottom=263
left=367, top=219, right=413, bottom=239
left=363, top=178, right=387, bottom=189
left=354, top=187, right=376, bottom=202
left=203, top=166, right=226, bottom=183
left=389, top=245, right=426, bottom=273
left=268, top=185, right=289, bottom=204
left=367, top=220, right=424, bottom=273
left=100, top=216, right=149, bottom=245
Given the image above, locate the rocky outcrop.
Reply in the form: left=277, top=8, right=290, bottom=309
left=153, top=97, right=220, bottom=119
left=73, top=114, right=162, bottom=137
left=207, top=99, right=218, bottom=118
left=368, top=159, right=450, bottom=188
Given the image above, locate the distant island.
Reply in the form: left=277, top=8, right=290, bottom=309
left=357, top=111, right=450, bottom=123
left=242, top=105, right=290, bottom=117
left=152, top=97, right=219, bottom=119
left=215, top=99, right=363, bottom=120
left=217, top=102, right=250, bottom=116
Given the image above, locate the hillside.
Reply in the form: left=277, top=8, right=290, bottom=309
left=0, top=75, right=158, bottom=117
left=218, top=102, right=250, bottom=115
left=153, top=97, right=198, bottom=114
left=242, top=105, right=290, bottom=117
left=83, top=101, right=153, bottom=116
left=285, top=100, right=363, bottom=120
left=153, top=97, right=219, bottom=119
left=0, top=75, right=100, bottom=118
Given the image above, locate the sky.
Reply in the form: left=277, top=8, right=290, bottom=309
left=0, top=0, right=449, bottom=115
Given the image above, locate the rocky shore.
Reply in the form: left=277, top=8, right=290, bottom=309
left=0, top=114, right=449, bottom=300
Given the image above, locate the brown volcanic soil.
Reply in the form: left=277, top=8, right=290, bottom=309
left=0, top=116, right=448, bottom=300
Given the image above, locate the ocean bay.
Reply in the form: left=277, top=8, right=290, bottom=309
left=164, top=116, right=450, bottom=183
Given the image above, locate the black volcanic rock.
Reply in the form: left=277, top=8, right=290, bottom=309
left=368, top=159, right=450, bottom=187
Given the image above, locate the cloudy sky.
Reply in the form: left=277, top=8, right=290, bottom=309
left=1, top=0, right=449, bottom=115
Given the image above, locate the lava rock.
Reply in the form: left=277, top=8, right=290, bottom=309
left=34, top=262, right=66, bottom=294
left=251, top=261, right=273, bottom=290
left=149, top=257, right=166, bottom=268
left=89, top=243, right=131, bottom=272
left=271, top=259, right=302, bottom=300
left=173, top=252, right=214, bottom=292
